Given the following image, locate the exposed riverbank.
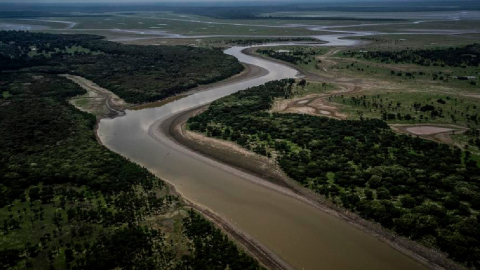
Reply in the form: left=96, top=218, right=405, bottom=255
left=63, top=74, right=130, bottom=118
left=131, top=62, right=268, bottom=111
left=66, top=64, right=284, bottom=269
left=98, top=45, right=440, bottom=270
left=164, top=170, right=293, bottom=270
left=161, top=47, right=468, bottom=270
left=163, top=104, right=464, bottom=270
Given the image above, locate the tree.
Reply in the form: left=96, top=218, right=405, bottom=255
left=364, top=189, right=374, bottom=200
left=377, top=188, right=391, bottom=200
left=400, top=195, right=416, bottom=208
left=394, top=213, right=417, bottom=237
left=368, top=175, right=382, bottom=188
left=0, top=249, right=21, bottom=269
left=471, top=194, right=480, bottom=210
left=444, top=196, right=460, bottom=210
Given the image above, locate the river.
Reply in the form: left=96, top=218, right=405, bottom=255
left=97, top=45, right=428, bottom=269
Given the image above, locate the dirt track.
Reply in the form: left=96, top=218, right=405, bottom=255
left=247, top=48, right=475, bottom=146
left=245, top=47, right=364, bottom=119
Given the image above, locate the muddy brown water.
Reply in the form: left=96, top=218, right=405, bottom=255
left=98, top=46, right=428, bottom=270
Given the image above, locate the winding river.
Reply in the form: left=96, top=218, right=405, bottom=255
left=97, top=44, right=428, bottom=269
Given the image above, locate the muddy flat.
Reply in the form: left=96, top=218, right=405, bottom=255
left=62, top=74, right=129, bottom=117
left=319, top=110, right=332, bottom=115
left=406, top=126, right=454, bottom=135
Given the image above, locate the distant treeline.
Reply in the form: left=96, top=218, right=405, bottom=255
left=215, top=37, right=317, bottom=46
left=259, top=16, right=405, bottom=21
left=0, top=31, right=243, bottom=103
left=344, top=44, right=480, bottom=68
left=0, top=11, right=112, bottom=18
left=169, top=2, right=480, bottom=19
left=258, top=48, right=317, bottom=65
left=258, top=49, right=306, bottom=65
left=1, top=1, right=479, bottom=18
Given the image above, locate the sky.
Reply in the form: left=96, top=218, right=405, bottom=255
left=0, top=0, right=460, bottom=2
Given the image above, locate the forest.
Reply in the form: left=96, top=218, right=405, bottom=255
left=343, top=44, right=480, bottom=68
left=258, top=48, right=319, bottom=65
left=188, top=79, right=480, bottom=269
left=212, top=37, right=317, bottom=46
left=332, top=93, right=480, bottom=128
left=0, top=72, right=262, bottom=268
left=0, top=31, right=243, bottom=103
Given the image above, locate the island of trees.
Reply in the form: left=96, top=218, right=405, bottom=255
left=212, top=37, right=317, bottom=46
left=188, top=79, right=480, bottom=269
left=258, top=47, right=324, bottom=65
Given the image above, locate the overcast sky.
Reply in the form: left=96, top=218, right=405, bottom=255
left=0, top=0, right=457, bottom=3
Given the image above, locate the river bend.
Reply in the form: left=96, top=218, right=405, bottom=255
left=97, top=45, right=427, bottom=270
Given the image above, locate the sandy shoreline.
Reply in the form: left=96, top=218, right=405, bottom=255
left=130, top=62, right=267, bottom=111
left=161, top=106, right=465, bottom=270
left=162, top=169, right=293, bottom=270
left=149, top=106, right=297, bottom=270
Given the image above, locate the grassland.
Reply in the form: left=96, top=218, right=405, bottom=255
left=250, top=33, right=480, bottom=160
left=24, top=12, right=322, bottom=36
left=1, top=9, right=479, bottom=47
left=294, top=81, right=339, bottom=96
left=331, top=92, right=480, bottom=125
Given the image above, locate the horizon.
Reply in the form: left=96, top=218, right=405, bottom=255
left=0, top=0, right=476, bottom=4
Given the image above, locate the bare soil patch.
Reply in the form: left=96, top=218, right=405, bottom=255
left=391, top=124, right=468, bottom=145
left=62, top=74, right=130, bottom=117
left=406, top=126, right=454, bottom=135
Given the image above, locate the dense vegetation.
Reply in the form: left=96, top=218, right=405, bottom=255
left=258, top=49, right=306, bottom=65
left=188, top=79, right=480, bottom=268
left=258, top=47, right=323, bottom=66
left=332, top=93, right=480, bottom=128
left=0, top=31, right=243, bottom=103
left=212, top=37, right=317, bottom=46
left=169, top=1, right=480, bottom=19
left=0, top=11, right=112, bottom=18
left=0, top=72, right=262, bottom=268
left=344, top=44, right=480, bottom=68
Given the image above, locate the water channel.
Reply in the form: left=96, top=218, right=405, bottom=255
left=97, top=44, right=428, bottom=270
